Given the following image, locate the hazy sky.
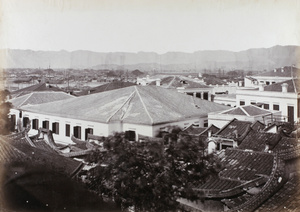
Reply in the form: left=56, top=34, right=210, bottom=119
left=1, top=0, right=300, bottom=53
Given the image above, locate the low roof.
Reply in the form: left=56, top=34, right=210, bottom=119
left=183, top=124, right=220, bottom=136
left=21, top=86, right=229, bottom=125
left=263, top=78, right=300, bottom=93
left=11, top=83, right=64, bottom=97
left=10, top=91, right=75, bottom=108
left=151, top=75, right=211, bottom=89
left=215, top=119, right=253, bottom=137
left=219, top=105, right=273, bottom=116
left=75, top=81, right=135, bottom=96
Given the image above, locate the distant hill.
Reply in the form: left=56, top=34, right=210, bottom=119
left=3, top=45, right=300, bottom=71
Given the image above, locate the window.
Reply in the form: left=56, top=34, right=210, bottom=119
left=264, top=104, right=269, bottom=110
left=266, top=81, right=270, bottom=85
left=251, top=101, right=256, bottom=105
left=204, top=120, right=208, bottom=127
left=42, top=120, right=49, bottom=129
left=125, top=130, right=136, bottom=141
left=65, top=124, right=70, bottom=137
left=273, top=104, right=280, bottom=111
left=85, top=128, right=93, bottom=140
left=19, top=111, right=22, bottom=118
left=23, top=117, right=29, bottom=127
left=74, top=126, right=81, bottom=139
left=52, top=122, right=59, bottom=134
left=32, top=119, right=39, bottom=130
left=240, top=101, right=245, bottom=106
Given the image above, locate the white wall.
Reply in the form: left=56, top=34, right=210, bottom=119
left=236, top=89, right=298, bottom=122
left=11, top=110, right=110, bottom=144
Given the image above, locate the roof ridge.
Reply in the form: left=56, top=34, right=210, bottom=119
left=134, top=86, right=154, bottom=124
left=292, top=78, right=297, bottom=93
left=240, top=106, right=250, bottom=116
left=19, top=93, right=33, bottom=107
left=106, top=89, right=136, bottom=122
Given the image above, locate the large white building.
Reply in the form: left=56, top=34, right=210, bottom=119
left=12, top=86, right=228, bottom=144
left=236, top=78, right=300, bottom=123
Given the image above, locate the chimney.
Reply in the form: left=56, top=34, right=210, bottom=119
left=156, top=79, right=161, bottom=86
left=281, top=83, right=288, bottom=93
left=208, top=130, right=212, bottom=138
left=207, top=139, right=217, bottom=154
left=259, top=84, right=264, bottom=91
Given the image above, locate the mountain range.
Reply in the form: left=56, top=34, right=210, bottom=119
left=3, top=45, right=300, bottom=71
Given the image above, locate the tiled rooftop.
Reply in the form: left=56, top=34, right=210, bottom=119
left=263, top=78, right=300, bottom=93
left=255, top=174, right=300, bottom=212
left=238, top=129, right=282, bottom=151
left=219, top=149, right=274, bottom=181
left=215, top=119, right=252, bottom=138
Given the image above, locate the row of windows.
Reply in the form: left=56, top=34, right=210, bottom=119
left=29, top=119, right=93, bottom=140
left=239, top=101, right=280, bottom=111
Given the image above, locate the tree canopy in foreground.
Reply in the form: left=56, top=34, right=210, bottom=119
left=85, top=131, right=222, bottom=211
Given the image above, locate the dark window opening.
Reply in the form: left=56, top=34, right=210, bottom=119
left=125, top=130, right=136, bottom=141
left=240, top=101, right=245, bottom=106
left=187, top=92, right=193, bottom=96
left=52, top=122, right=59, bottom=134
left=74, top=126, right=81, bottom=139
left=66, top=124, right=70, bottom=137
left=32, top=119, right=39, bottom=130
left=251, top=102, right=256, bottom=105
left=85, top=128, right=94, bottom=140
left=204, top=120, right=208, bottom=127
left=221, top=144, right=232, bottom=150
left=19, top=111, right=22, bottom=118
left=10, top=115, right=16, bottom=131
left=203, top=92, right=208, bottom=100
left=266, top=81, right=270, bottom=85
left=264, top=104, right=269, bottom=110
left=288, top=106, right=294, bottom=123
left=273, top=104, right=280, bottom=111
left=23, top=117, right=29, bottom=128
left=196, top=93, right=201, bottom=98
left=42, top=120, right=49, bottom=129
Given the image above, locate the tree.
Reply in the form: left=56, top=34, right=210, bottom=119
left=85, top=131, right=222, bottom=211
left=0, top=90, right=13, bottom=135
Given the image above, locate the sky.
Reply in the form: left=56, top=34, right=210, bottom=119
left=0, top=0, right=300, bottom=53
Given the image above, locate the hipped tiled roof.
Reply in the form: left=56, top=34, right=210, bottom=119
left=220, top=105, right=273, bottom=116
left=21, top=86, right=228, bottom=125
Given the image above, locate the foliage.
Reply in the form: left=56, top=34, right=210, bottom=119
left=0, top=90, right=13, bottom=135
left=85, top=131, right=222, bottom=211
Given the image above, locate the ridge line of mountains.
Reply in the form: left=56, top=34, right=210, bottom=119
left=3, top=45, right=300, bottom=71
